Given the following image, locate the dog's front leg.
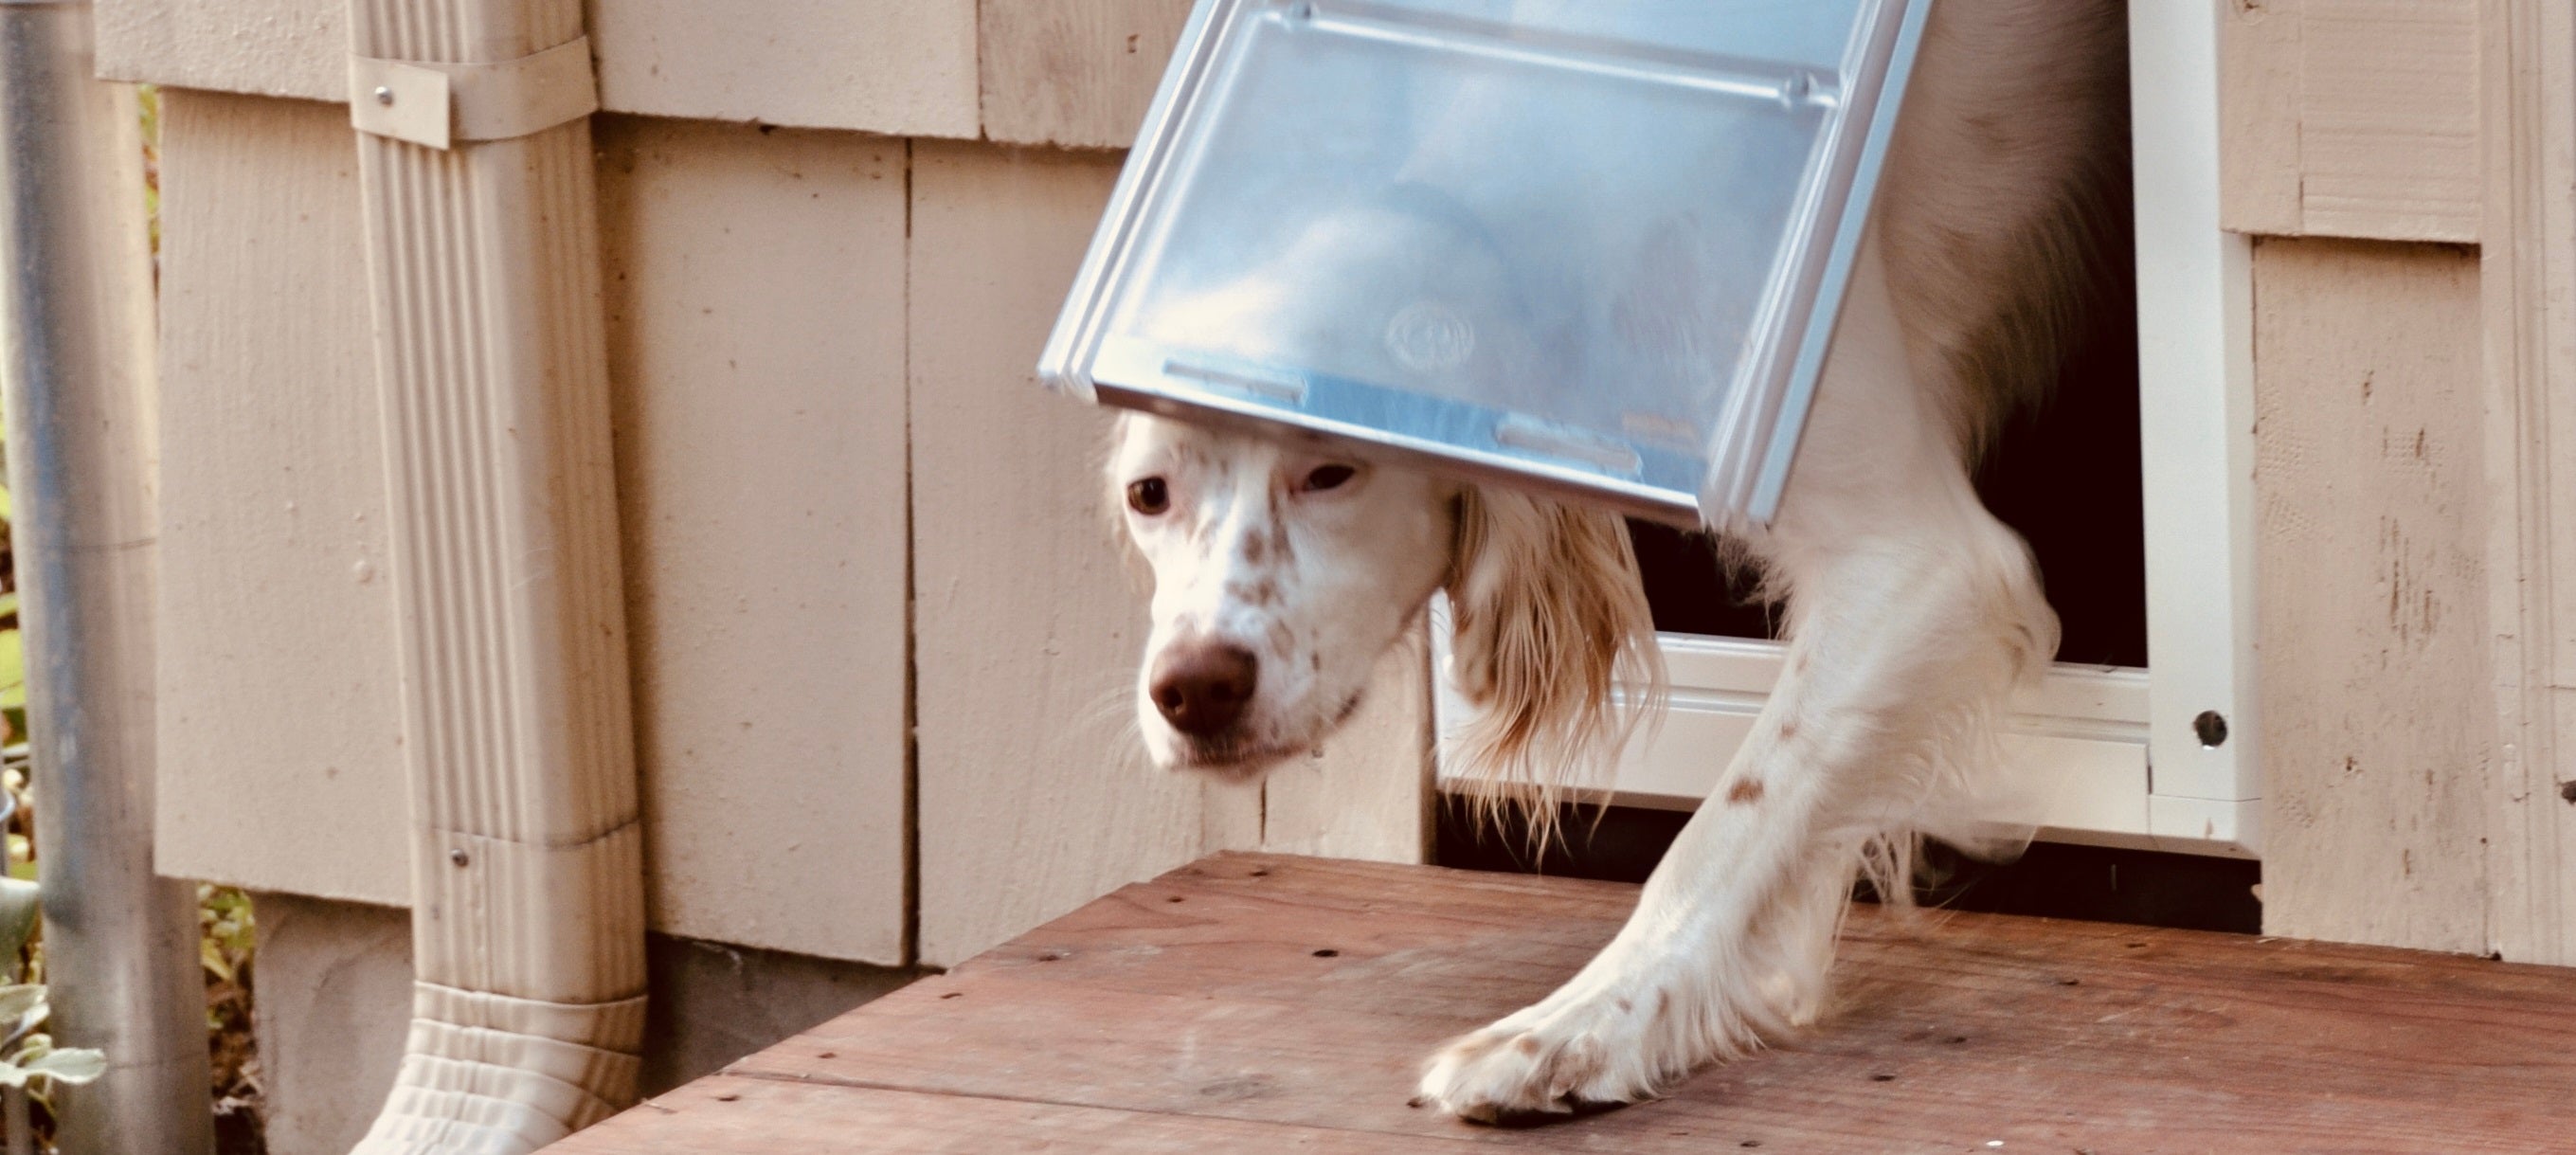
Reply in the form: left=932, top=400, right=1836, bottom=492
left=1418, top=245, right=2056, bottom=1122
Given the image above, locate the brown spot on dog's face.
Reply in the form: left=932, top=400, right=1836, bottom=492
left=1514, top=1036, right=1542, bottom=1056
left=1777, top=720, right=1797, bottom=741
left=1262, top=513, right=1293, bottom=568
left=1726, top=777, right=1764, bottom=804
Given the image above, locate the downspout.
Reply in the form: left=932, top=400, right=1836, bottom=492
left=0, top=3, right=213, bottom=1152
left=340, top=2, right=646, bottom=1151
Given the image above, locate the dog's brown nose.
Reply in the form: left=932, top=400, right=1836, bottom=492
left=1151, top=643, right=1258, bottom=737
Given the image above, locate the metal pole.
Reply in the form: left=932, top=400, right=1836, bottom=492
left=0, top=3, right=212, bottom=1153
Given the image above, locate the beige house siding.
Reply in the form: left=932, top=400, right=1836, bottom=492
left=904, top=139, right=1254, bottom=966
left=96, top=0, right=343, bottom=103
left=135, top=0, right=2576, bottom=972
left=155, top=94, right=925, bottom=962
left=2250, top=237, right=2492, bottom=955
left=99, top=0, right=1149, bottom=144
left=595, top=116, right=913, bottom=966
left=2478, top=0, right=2576, bottom=965
left=2229, top=0, right=2576, bottom=961
left=97, top=0, right=984, bottom=135
left=978, top=0, right=1192, bottom=149
left=129, top=9, right=2571, bottom=1151
left=153, top=84, right=1429, bottom=969
left=2219, top=0, right=2482, bottom=243
left=155, top=89, right=409, bottom=908
left=585, top=2, right=980, bottom=137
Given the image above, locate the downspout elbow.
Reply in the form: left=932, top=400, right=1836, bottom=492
left=340, top=4, right=646, bottom=1150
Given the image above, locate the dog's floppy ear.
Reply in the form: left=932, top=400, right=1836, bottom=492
left=1444, top=485, right=1664, bottom=840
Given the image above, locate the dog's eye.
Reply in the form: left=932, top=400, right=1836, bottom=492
left=1300, top=464, right=1358, bottom=493
left=1126, top=477, right=1170, bottom=515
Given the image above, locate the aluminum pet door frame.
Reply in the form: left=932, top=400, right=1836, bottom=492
left=1040, top=0, right=1935, bottom=528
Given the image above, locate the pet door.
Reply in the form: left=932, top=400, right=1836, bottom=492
left=1039, top=0, right=1932, bottom=526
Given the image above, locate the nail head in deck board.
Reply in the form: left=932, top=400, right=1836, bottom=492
left=549, top=854, right=2576, bottom=1153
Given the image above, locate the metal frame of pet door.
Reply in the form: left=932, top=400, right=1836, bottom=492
left=1041, top=0, right=1936, bottom=530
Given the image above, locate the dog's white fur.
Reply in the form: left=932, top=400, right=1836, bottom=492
left=1110, top=0, right=2124, bottom=1122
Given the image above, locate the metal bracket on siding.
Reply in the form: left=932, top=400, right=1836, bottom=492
left=348, top=35, right=598, bottom=150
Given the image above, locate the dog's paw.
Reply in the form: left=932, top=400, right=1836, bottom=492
left=1414, top=990, right=1669, bottom=1125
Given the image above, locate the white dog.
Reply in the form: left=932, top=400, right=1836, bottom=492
left=1109, top=0, right=2125, bottom=1123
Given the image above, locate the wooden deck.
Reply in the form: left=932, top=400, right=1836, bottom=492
left=553, top=853, right=2576, bottom=1152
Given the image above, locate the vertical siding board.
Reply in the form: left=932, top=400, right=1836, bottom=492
left=2219, top=0, right=2307, bottom=235
left=2540, top=16, right=2576, bottom=945
left=153, top=90, right=412, bottom=906
left=978, top=0, right=1193, bottom=149
left=586, top=0, right=981, bottom=137
left=2294, top=5, right=2481, bottom=242
left=2254, top=237, right=2491, bottom=954
left=99, top=0, right=984, bottom=137
left=2218, top=0, right=2480, bottom=243
left=595, top=117, right=911, bottom=966
left=2552, top=689, right=2576, bottom=960
left=2478, top=0, right=2576, bottom=966
left=1257, top=634, right=1432, bottom=864
left=908, top=140, right=1236, bottom=967
left=97, top=0, right=346, bottom=101
left=154, top=95, right=920, bottom=961
left=2552, top=277, right=2576, bottom=695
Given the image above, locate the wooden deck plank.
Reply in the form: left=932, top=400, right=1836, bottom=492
left=552, top=854, right=2576, bottom=1153
left=560, top=1075, right=1487, bottom=1153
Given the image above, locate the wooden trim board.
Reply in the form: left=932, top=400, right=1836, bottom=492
left=2477, top=0, right=2576, bottom=966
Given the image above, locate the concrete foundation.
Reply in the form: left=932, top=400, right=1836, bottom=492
left=249, top=893, right=920, bottom=1155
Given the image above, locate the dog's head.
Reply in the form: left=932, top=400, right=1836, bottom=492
left=1109, top=413, right=1662, bottom=803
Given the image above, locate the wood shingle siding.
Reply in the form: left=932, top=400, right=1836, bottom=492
left=2220, top=0, right=2482, bottom=243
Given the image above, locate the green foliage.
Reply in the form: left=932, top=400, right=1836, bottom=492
left=0, top=986, right=102, bottom=1092
left=200, top=886, right=253, bottom=987
left=0, top=401, right=20, bottom=749
left=138, top=86, right=159, bottom=269
left=0, top=878, right=32, bottom=972
left=4, top=769, right=27, bottom=885
left=0, top=463, right=20, bottom=747
left=0, top=969, right=108, bottom=1131
left=0, top=1036, right=104, bottom=1092
left=201, top=883, right=260, bottom=1126
left=0, top=591, right=23, bottom=721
